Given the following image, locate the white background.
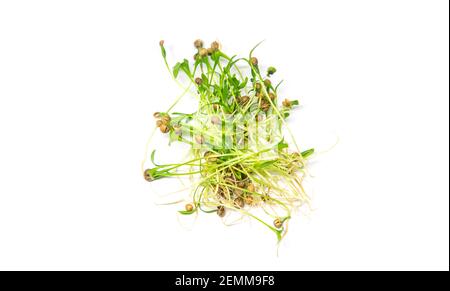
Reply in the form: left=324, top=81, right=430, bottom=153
left=0, top=0, right=448, bottom=271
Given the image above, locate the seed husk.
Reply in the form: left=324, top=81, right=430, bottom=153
left=194, top=39, right=204, bottom=49
left=211, top=41, right=220, bottom=51
left=195, top=77, right=203, bottom=85
left=161, top=115, right=171, bottom=124
left=260, top=101, right=270, bottom=112
left=143, top=169, right=154, bottom=182
left=282, top=99, right=292, bottom=108
left=185, top=204, right=194, bottom=212
left=244, top=195, right=254, bottom=205
left=217, top=206, right=226, bottom=217
left=234, top=197, right=245, bottom=209
left=250, top=57, right=258, bottom=66
left=199, top=48, right=208, bottom=57
left=237, top=181, right=247, bottom=188
left=238, top=95, right=250, bottom=106
left=159, top=124, right=170, bottom=133
left=273, top=218, right=283, bottom=229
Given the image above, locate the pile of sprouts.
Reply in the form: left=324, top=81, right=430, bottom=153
left=143, top=39, right=314, bottom=242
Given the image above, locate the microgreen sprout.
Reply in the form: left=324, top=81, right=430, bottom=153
left=143, top=39, right=315, bottom=243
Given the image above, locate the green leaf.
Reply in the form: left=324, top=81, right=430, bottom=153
left=230, top=75, right=239, bottom=88
left=180, top=59, right=191, bottom=77
left=277, top=139, right=289, bottom=151
left=173, top=62, right=181, bottom=78
left=301, top=148, right=315, bottom=159
left=201, top=73, right=209, bottom=85
left=173, top=60, right=192, bottom=79
left=239, top=77, right=248, bottom=89
left=291, top=100, right=300, bottom=106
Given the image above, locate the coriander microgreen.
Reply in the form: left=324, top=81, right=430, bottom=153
left=144, top=39, right=315, bottom=242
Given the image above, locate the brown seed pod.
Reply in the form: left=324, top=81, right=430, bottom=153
left=250, top=57, right=258, bottom=66
left=159, top=124, right=170, bottom=133
left=255, top=82, right=262, bottom=92
left=194, top=39, right=204, bottom=49
left=207, top=47, right=214, bottom=55
left=247, top=183, right=255, bottom=193
left=143, top=169, right=154, bottom=182
left=217, top=206, right=226, bottom=217
left=244, top=195, right=254, bottom=205
left=211, top=41, right=220, bottom=51
left=273, top=218, right=283, bottom=229
left=161, top=115, right=171, bottom=124
left=282, top=99, right=292, bottom=108
left=195, top=77, right=203, bottom=85
left=268, top=92, right=277, bottom=100
left=156, top=120, right=163, bottom=127
left=212, top=104, right=220, bottom=111
left=264, top=79, right=272, bottom=87
left=260, top=101, right=270, bottom=112
left=216, top=187, right=226, bottom=200
left=234, top=197, right=245, bottom=209
left=153, top=112, right=161, bottom=118
left=239, top=95, right=250, bottom=105
left=159, top=40, right=164, bottom=46
left=237, top=181, right=247, bottom=189
left=185, top=204, right=194, bottom=212
left=199, top=48, right=208, bottom=57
